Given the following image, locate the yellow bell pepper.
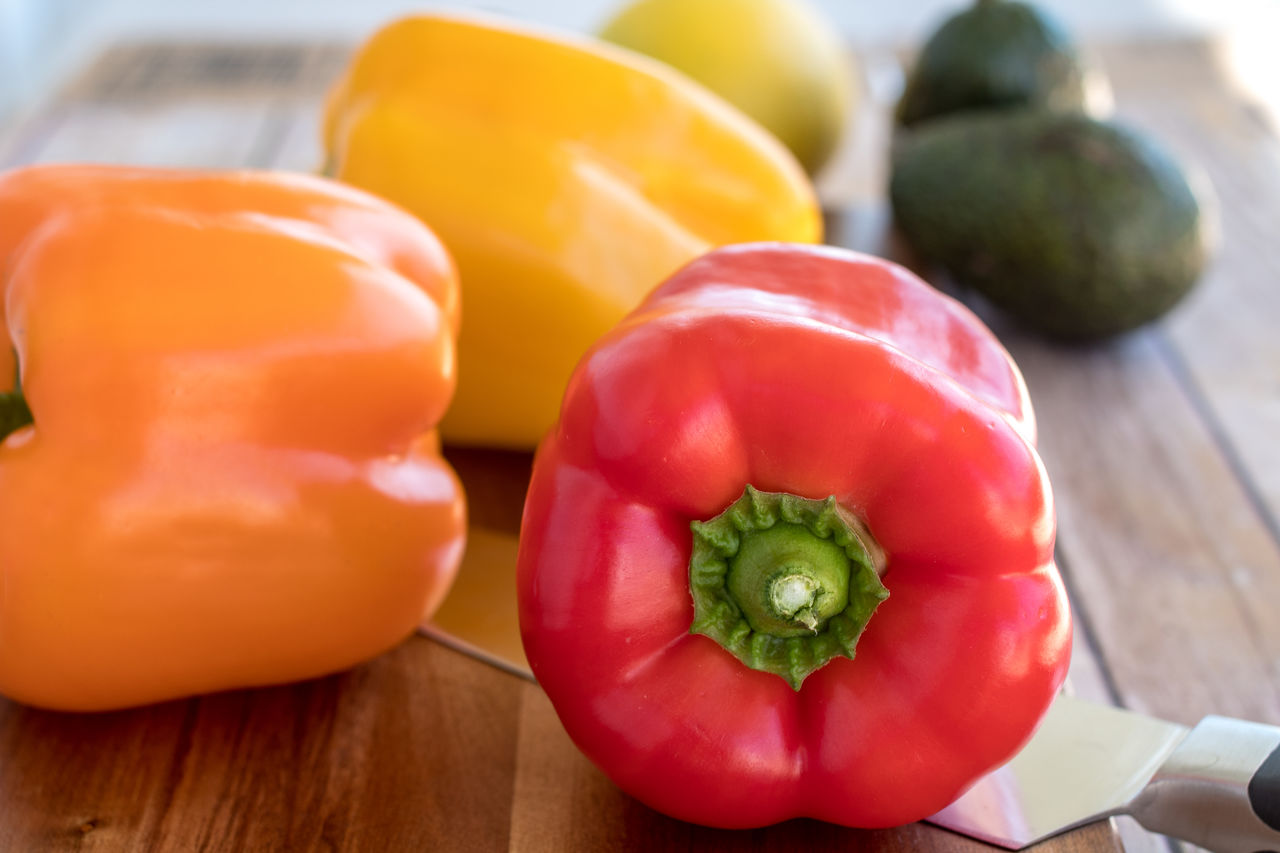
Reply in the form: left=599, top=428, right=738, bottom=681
left=323, top=13, right=823, bottom=449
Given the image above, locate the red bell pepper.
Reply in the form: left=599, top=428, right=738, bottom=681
left=517, top=243, right=1070, bottom=828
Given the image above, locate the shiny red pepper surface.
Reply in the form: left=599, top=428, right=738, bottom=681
left=517, top=243, right=1070, bottom=828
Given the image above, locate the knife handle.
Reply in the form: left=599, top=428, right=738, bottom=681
left=1129, top=715, right=1280, bottom=853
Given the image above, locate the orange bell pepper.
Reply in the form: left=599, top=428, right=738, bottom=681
left=0, top=164, right=466, bottom=711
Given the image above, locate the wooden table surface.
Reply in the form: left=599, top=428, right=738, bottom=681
left=1, top=33, right=1277, bottom=853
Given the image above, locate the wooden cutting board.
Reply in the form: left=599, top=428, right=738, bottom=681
left=2, top=31, right=1279, bottom=852
left=0, top=445, right=1119, bottom=853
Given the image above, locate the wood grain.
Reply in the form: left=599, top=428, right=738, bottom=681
left=1101, top=38, right=1280, bottom=576
left=0, top=638, right=522, bottom=852
left=0, top=634, right=1123, bottom=853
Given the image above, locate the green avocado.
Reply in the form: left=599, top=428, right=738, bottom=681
left=896, top=0, right=1091, bottom=127
left=888, top=110, right=1213, bottom=340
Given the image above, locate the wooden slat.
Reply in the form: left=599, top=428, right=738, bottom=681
left=1, top=42, right=352, bottom=171
left=57, top=41, right=351, bottom=104
left=30, top=100, right=276, bottom=167
left=0, top=639, right=522, bottom=853
left=1003, top=329, right=1280, bottom=724
left=1099, top=39, right=1280, bottom=544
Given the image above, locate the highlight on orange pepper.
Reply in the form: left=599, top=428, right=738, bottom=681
left=323, top=12, right=823, bottom=449
left=0, top=164, right=466, bottom=712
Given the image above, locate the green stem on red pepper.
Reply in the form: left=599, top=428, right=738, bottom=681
left=689, top=485, right=889, bottom=690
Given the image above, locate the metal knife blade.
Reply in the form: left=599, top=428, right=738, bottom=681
left=928, top=697, right=1280, bottom=853
left=926, top=696, right=1186, bottom=847
left=420, top=524, right=532, bottom=680
left=422, top=446, right=534, bottom=680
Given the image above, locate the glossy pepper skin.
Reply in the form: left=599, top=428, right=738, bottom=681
left=0, top=164, right=466, bottom=712
left=323, top=13, right=822, bottom=450
left=517, top=244, right=1069, bottom=828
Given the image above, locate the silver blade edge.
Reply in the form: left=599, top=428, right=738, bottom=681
left=926, top=695, right=1190, bottom=848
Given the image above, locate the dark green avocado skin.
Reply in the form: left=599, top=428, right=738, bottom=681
left=889, top=110, right=1212, bottom=340
left=897, top=0, right=1088, bottom=127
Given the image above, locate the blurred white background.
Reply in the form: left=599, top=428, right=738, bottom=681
left=1, top=0, right=1278, bottom=122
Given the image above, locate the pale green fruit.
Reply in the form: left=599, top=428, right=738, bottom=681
left=600, top=0, right=856, bottom=176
